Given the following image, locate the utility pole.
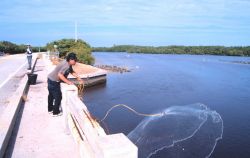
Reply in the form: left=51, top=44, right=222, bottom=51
left=75, top=21, right=78, bottom=42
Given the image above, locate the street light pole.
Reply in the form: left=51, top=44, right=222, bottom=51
left=75, top=21, right=78, bottom=42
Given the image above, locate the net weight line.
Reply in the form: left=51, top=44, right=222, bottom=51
left=100, top=104, right=163, bottom=122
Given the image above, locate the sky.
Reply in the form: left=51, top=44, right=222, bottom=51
left=0, top=0, right=250, bottom=47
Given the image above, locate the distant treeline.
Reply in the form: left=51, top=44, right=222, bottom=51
left=0, top=39, right=94, bottom=65
left=0, top=41, right=46, bottom=54
left=93, top=45, right=250, bottom=56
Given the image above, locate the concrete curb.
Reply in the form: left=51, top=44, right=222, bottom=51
left=0, top=56, right=38, bottom=157
left=0, top=74, right=28, bottom=158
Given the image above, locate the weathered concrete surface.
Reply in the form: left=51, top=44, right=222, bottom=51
left=71, top=62, right=107, bottom=78
left=0, top=54, right=27, bottom=86
left=0, top=71, right=28, bottom=158
left=8, top=58, right=78, bottom=158
left=0, top=54, right=36, bottom=115
left=0, top=66, right=27, bottom=114
left=0, top=54, right=37, bottom=157
left=2, top=53, right=135, bottom=158
left=61, top=80, right=137, bottom=158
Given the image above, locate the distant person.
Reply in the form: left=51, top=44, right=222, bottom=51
left=26, top=44, right=32, bottom=70
left=47, top=52, right=84, bottom=116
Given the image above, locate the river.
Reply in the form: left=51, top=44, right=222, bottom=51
left=83, top=52, right=250, bottom=158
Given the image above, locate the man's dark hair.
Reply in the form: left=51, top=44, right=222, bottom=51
left=66, top=52, right=77, bottom=62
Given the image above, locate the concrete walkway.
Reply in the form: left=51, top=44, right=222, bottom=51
left=7, top=58, right=78, bottom=158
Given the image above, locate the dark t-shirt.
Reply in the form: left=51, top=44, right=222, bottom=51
left=63, top=65, right=74, bottom=78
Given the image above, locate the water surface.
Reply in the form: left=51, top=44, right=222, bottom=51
left=83, top=52, right=250, bottom=157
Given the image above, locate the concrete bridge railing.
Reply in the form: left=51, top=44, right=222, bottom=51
left=61, top=83, right=138, bottom=158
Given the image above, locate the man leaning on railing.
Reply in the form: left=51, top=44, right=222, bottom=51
left=47, top=52, right=84, bottom=117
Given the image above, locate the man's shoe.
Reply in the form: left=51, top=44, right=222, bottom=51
left=48, top=111, right=53, bottom=115
left=52, top=112, right=63, bottom=117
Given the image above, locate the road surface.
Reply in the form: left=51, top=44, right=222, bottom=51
left=0, top=54, right=30, bottom=115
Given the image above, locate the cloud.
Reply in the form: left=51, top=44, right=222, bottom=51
left=1, top=0, right=249, bottom=27
left=0, top=0, right=250, bottom=46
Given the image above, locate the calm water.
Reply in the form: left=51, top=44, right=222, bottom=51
left=83, top=52, right=250, bottom=158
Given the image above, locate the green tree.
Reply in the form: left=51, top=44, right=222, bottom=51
left=93, top=45, right=250, bottom=57
left=46, top=39, right=94, bottom=64
left=0, top=41, right=27, bottom=54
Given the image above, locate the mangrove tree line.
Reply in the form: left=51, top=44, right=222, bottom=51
left=93, top=45, right=250, bottom=56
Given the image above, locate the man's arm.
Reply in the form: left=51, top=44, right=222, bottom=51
left=58, top=72, right=73, bottom=85
left=71, top=72, right=84, bottom=84
left=27, top=48, right=32, bottom=54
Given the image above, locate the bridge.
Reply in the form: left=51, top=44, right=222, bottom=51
left=0, top=53, right=137, bottom=158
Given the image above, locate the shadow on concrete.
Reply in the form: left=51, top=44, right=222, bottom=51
left=3, top=83, right=30, bottom=158
left=35, top=81, right=44, bottom=85
left=3, top=101, right=25, bottom=158
left=33, top=69, right=43, bottom=73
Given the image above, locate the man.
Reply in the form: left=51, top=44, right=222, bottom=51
left=47, top=52, right=83, bottom=116
left=26, top=45, right=32, bottom=70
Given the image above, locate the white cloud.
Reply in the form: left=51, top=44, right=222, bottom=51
left=1, top=0, right=250, bottom=46
left=1, top=0, right=249, bottom=28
